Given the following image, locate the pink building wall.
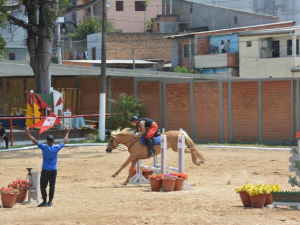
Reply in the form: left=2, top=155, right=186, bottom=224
left=76, top=0, right=162, bottom=33
left=107, top=0, right=162, bottom=32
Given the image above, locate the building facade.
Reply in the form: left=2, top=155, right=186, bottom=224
left=1, top=4, right=27, bottom=61
left=165, top=21, right=295, bottom=76
left=239, top=26, right=300, bottom=78
left=76, top=0, right=162, bottom=32
left=164, top=0, right=279, bottom=31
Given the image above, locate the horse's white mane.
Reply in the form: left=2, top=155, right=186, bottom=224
left=111, top=128, right=135, bottom=137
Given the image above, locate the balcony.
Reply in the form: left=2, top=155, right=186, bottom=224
left=194, top=53, right=239, bottom=69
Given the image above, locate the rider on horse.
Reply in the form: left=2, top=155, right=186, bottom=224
left=130, top=116, right=158, bottom=157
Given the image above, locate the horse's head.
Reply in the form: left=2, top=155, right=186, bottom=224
left=106, top=135, right=119, bottom=153
left=106, top=128, right=135, bottom=153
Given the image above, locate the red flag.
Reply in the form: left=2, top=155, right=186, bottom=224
left=29, top=113, right=60, bottom=136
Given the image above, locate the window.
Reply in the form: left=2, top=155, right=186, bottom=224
left=116, top=1, right=123, bottom=11
left=92, top=47, right=96, bottom=60
left=9, top=53, right=15, bottom=60
left=135, top=1, right=145, bottom=11
left=287, top=39, right=299, bottom=55
left=183, top=43, right=195, bottom=59
left=234, top=16, right=238, bottom=25
left=272, top=41, right=280, bottom=57
left=246, top=41, right=252, bottom=47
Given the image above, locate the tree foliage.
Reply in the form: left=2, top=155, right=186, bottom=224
left=68, top=17, right=115, bottom=39
left=0, top=0, right=8, bottom=57
left=2, top=0, right=101, bottom=93
left=107, top=93, right=146, bottom=130
left=173, top=66, right=195, bottom=74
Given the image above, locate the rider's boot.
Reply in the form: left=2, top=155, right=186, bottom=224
left=146, top=138, right=155, bottom=157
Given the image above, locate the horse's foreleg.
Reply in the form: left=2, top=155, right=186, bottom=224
left=111, top=154, right=136, bottom=180
left=124, top=159, right=139, bottom=185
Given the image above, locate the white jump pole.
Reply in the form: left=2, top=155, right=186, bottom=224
left=161, top=134, right=167, bottom=175
left=178, top=128, right=185, bottom=173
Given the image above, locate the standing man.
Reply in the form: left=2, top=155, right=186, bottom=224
left=25, top=125, right=70, bottom=207
left=130, top=116, right=158, bottom=157
left=0, top=122, right=9, bottom=149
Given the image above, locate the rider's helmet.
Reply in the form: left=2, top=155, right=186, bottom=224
left=130, top=116, right=139, bottom=122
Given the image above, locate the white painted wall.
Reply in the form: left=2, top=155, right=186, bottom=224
left=195, top=54, right=228, bottom=68
left=239, top=33, right=300, bottom=78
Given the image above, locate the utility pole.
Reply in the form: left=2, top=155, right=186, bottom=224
left=56, top=0, right=62, bottom=64
left=99, top=0, right=107, bottom=141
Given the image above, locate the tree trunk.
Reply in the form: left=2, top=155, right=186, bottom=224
left=6, top=0, right=101, bottom=93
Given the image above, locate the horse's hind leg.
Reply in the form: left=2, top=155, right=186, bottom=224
left=185, top=147, right=202, bottom=166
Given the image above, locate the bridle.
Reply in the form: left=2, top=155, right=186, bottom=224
left=110, top=136, right=140, bottom=151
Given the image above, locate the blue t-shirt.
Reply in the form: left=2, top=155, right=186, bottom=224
left=38, top=142, right=64, bottom=170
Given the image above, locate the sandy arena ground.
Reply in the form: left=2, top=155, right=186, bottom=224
left=1, top=145, right=300, bottom=225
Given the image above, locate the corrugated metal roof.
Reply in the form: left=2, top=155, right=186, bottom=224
left=64, top=60, right=156, bottom=65
left=237, top=26, right=300, bottom=36
left=164, top=21, right=295, bottom=39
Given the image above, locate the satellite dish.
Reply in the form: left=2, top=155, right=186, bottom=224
left=106, top=2, right=111, bottom=8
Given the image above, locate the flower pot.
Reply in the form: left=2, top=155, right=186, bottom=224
left=15, top=189, right=28, bottom=203
left=150, top=178, right=162, bottom=192
left=162, top=179, right=176, bottom=192
left=264, top=193, right=273, bottom=207
left=174, top=178, right=184, bottom=191
left=250, top=193, right=266, bottom=208
left=1, top=193, right=18, bottom=208
left=142, top=170, right=153, bottom=179
left=238, top=191, right=251, bottom=207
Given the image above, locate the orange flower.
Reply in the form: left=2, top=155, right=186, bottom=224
left=173, top=172, right=188, bottom=180
left=149, top=174, right=163, bottom=180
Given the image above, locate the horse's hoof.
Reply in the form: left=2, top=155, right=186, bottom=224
left=122, top=181, right=128, bottom=185
left=111, top=174, right=117, bottom=178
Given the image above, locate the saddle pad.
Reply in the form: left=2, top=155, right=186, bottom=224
left=140, top=136, right=161, bottom=146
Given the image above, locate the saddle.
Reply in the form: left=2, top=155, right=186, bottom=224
left=140, top=129, right=161, bottom=146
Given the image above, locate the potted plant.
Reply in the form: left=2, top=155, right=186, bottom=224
left=235, top=183, right=253, bottom=207
left=162, top=173, right=178, bottom=192
left=265, top=184, right=280, bottom=206
left=173, top=172, right=188, bottom=191
left=0, top=186, right=20, bottom=208
left=9, top=179, right=30, bottom=203
left=148, top=174, right=163, bottom=192
left=128, top=166, right=153, bottom=179
left=142, top=168, right=153, bottom=179
left=247, top=184, right=270, bottom=208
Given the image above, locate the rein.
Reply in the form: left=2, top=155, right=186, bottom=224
left=114, top=136, right=140, bottom=151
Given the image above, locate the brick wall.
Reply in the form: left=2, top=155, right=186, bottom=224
left=232, top=81, right=259, bottom=142
left=111, top=78, right=134, bottom=101
left=166, top=83, right=191, bottom=132
left=106, top=33, right=172, bottom=63
left=196, top=37, right=210, bottom=55
left=194, top=82, right=220, bottom=141
left=62, top=33, right=172, bottom=63
left=1, top=76, right=299, bottom=144
left=262, top=80, right=292, bottom=142
left=227, top=53, right=239, bottom=68
left=137, top=81, right=161, bottom=126
left=178, top=39, right=195, bottom=68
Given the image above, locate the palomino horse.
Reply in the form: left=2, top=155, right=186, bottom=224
left=106, top=128, right=205, bottom=185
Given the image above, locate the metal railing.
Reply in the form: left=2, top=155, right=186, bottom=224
left=0, top=114, right=107, bottom=146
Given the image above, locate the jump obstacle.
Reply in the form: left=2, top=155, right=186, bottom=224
left=129, top=129, right=193, bottom=190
